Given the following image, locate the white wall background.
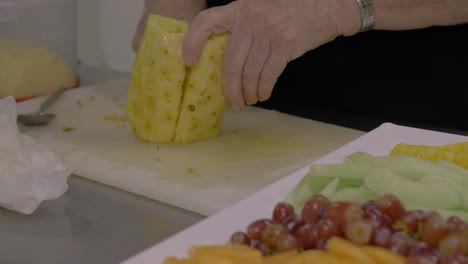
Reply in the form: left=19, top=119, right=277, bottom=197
left=76, top=0, right=144, bottom=73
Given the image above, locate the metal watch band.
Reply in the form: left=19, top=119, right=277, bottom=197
left=357, top=0, right=375, bottom=32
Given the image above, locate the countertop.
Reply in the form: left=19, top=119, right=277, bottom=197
left=1, top=65, right=467, bottom=264
left=0, top=66, right=204, bottom=264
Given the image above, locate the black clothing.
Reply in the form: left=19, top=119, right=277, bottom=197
left=208, top=1, right=468, bottom=133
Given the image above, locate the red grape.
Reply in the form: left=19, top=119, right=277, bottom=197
left=273, top=202, right=295, bottom=223
left=275, top=233, right=300, bottom=252
left=408, top=242, right=441, bottom=263
left=400, top=210, right=425, bottom=234
left=252, top=240, right=272, bottom=256
left=421, top=214, right=448, bottom=247
left=377, top=194, right=406, bottom=221
left=343, top=219, right=373, bottom=245
left=301, top=194, right=330, bottom=222
left=447, top=216, right=468, bottom=233
left=420, top=248, right=442, bottom=264
left=247, top=219, right=273, bottom=240
left=261, top=223, right=287, bottom=247
left=438, top=233, right=468, bottom=256
left=371, top=226, right=392, bottom=247
left=295, top=222, right=320, bottom=249
left=316, top=218, right=341, bottom=240
left=230, top=231, right=251, bottom=246
left=280, top=214, right=304, bottom=234
left=363, top=205, right=393, bottom=229
left=439, top=254, right=468, bottom=264
left=388, top=231, right=412, bottom=256
left=362, top=200, right=379, bottom=211
left=326, top=202, right=362, bottom=226
left=422, top=211, right=442, bottom=221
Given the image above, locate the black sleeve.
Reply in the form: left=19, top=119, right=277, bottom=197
left=202, top=1, right=468, bottom=132
left=256, top=23, right=468, bottom=132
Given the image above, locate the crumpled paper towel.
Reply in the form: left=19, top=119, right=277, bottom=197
left=0, top=96, right=72, bottom=214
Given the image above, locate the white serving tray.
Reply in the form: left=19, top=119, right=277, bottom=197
left=121, top=123, right=468, bottom=264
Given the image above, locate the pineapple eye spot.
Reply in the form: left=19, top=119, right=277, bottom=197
left=207, top=96, right=212, bottom=100
left=212, top=112, right=216, bottom=117
left=166, top=115, right=172, bottom=121
left=175, top=27, right=182, bottom=33
left=188, top=105, right=196, bottom=112
left=163, top=49, right=169, bottom=55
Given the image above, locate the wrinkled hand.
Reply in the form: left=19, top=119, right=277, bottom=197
left=183, top=0, right=360, bottom=111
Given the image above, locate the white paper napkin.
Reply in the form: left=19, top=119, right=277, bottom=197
left=0, top=96, right=72, bottom=214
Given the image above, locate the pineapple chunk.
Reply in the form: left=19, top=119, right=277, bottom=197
left=127, top=14, right=188, bottom=143
left=174, top=33, right=229, bottom=144
left=390, top=142, right=468, bottom=169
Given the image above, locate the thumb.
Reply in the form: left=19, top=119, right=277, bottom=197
left=183, top=4, right=236, bottom=66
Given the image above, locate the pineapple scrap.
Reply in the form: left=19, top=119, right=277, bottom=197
left=127, top=14, right=229, bottom=144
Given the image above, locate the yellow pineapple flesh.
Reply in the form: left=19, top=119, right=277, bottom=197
left=174, top=33, right=229, bottom=144
left=127, top=14, right=229, bottom=144
left=391, top=142, right=468, bottom=169
left=127, top=14, right=188, bottom=143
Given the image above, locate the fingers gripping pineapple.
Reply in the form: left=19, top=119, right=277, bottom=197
left=127, top=14, right=229, bottom=144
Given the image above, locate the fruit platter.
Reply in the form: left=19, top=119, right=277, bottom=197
left=120, top=123, right=468, bottom=264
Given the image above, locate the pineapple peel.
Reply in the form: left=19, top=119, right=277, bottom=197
left=127, top=14, right=229, bottom=144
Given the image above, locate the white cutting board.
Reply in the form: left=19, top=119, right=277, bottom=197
left=17, top=79, right=364, bottom=216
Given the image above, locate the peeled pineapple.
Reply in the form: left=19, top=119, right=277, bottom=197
left=0, top=39, right=77, bottom=99
left=127, top=14, right=229, bottom=144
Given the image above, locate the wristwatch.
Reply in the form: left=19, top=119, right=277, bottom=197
left=356, top=0, right=375, bottom=32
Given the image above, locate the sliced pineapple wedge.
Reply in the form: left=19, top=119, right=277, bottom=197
left=127, top=14, right=229, bottom=144
left=127, top=14, right=188, bottom=143
left=174, top=33, right=229, bottom=144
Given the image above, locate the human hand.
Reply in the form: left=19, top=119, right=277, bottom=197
left=183, top=0, right=361, bottom=111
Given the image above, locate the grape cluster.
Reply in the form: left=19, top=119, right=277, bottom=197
left=229, top=194, right=468, bottom=264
